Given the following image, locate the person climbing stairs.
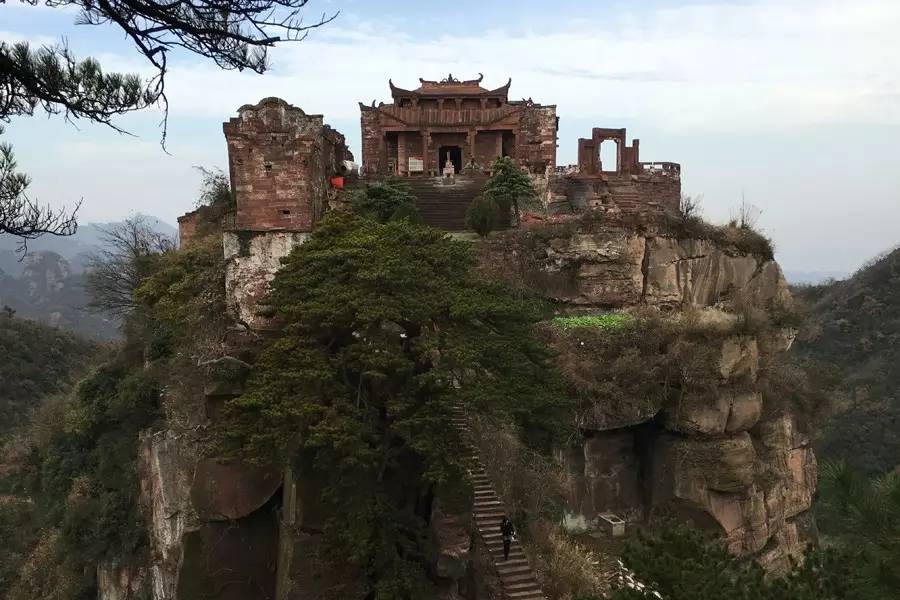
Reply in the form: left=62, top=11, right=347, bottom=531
left=449, top=404, right=547, bottom=600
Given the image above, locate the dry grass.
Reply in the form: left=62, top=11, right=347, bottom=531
left=525, top=521, right=616, bottom=600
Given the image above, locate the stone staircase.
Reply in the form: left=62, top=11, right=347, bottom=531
left=449, top=404, right=547, bottom=600
left=403, top=174, right=511, bottom=231
left=606, top=177, right=643, bottom=213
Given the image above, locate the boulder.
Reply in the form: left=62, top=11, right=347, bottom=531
left=190, top=459, right=281, bottom=521
left=664, top=389, right=762, bottom=435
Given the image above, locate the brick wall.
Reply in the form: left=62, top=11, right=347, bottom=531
left=516, top=104, right=557, bottom=173
left=360, top=105, right=383, bottom=175
left=177, top=210, right=200, bottom=247
left=224, top=97, right=350, bottom=232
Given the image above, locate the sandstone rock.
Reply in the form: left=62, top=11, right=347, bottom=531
left=664, top=389, right=762, bottom=435
left=719, top=337, right=759, bottom=382
left=560, top=431, right=642, bottom=528
left=97, top=560, right=149, bottom=600
left=726, top=391, right=763, bottom=432
left=642, top=237, right=761, bottom=306
left=176, top=512, right=277, bottom=600
left=546, top=233, right=645, bottom=305
left=583, top=392, right=666, bottom=431
left=223, top=230, right=309, bottom=329
left=190, top=459, right=281, bottom=521
left=664, top=392, right=730, bottom=435
left=137, top=429, right=197, bottom=600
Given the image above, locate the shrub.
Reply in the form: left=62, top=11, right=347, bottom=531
left=348, top=179, right=420, bottom=223
left=467, top=194, right=500, bottom=237
left=661, top=201, right=775, bottom=260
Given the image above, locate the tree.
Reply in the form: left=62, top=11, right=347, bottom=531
left=1, top=0, right=335, bottom=244
left=220, top=212, right=567, bottom=597
left=484, top=156, right=539, bottom=226
left=605, top=522, right=882, bottom=600
left=816, top=461, right=900, bottom=596
left=0, top=127, right=78, bottom=250
left=348, top=179, right=420, bottom=223
left=466, top=194, right=500, bottom=237
left=84, top=216, right=175, bottom=316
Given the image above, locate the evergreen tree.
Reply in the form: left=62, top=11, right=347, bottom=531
left=466, top=193, right=500, bottom=237
left=484, top=156, right=539, bottom=226
left=220, top=212, right=568, bottom=598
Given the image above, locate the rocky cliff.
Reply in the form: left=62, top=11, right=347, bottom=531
left=99, top=213, right=815, bottom=599
left=479, top=214, right=815, bottom=573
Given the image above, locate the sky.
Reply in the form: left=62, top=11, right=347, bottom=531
left=2, top=0, right=899, bottom=276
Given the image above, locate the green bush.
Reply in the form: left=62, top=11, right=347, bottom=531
left=348, top=179, right=420, bottom=223
left=467, top=194, right=500, bottom=237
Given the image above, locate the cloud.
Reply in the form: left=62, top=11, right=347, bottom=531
left=143, top=0, right=900, bottom=132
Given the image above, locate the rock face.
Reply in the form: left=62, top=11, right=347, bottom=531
left=489, top=220, right=816, bottom=570
left=481, top=224, right=791, bottom=311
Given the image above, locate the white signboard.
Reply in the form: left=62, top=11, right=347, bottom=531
left=408, top=157, right=424, bottom=173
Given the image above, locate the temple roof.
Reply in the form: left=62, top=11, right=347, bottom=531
left=389, top=74, right=512, bottom=98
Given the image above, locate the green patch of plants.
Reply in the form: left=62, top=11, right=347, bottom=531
left=551, top=313, right=634, bottom=331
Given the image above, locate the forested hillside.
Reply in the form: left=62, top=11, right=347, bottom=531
left=0, top=315, right=103, bottom=432
left=794, top=246, right=900, bottom=474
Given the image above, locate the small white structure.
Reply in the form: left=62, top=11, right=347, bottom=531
left=598, top=512, right=626, bottom=537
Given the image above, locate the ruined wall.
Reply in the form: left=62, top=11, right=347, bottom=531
left=222, top=98, right=349, bottom=329
left=516, top=103, right=557, bottom=172
left=177, top=210, right=200, bottom=248
left=360, top=105, right=383, bottom=175
left=225, top=97, right=349, bottom=232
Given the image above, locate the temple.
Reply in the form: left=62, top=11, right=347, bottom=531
left=177, top=74, right=683, bottom=329
left=359, top=74, right=557, bottom=176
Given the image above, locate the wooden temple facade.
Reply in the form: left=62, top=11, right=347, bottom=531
left=359, top=74, right=558, bottom=177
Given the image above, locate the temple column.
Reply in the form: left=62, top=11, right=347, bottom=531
left=468, top=128, right=476, bottom=167
left=495, top=131, right=503, bottom=161
left=397, top=131, right=408, bottom=175
left=421, top=130, right=431, bottom=175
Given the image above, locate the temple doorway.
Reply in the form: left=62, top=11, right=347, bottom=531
left=439, top=146, right=462, bottom=174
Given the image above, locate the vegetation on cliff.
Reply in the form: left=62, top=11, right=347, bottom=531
left=795, top=245, right=900, bottom=474
left=0, top=316, right=102, bottom=432
left=593, top=522, right=886, bottom=600
left=220, top=210, right=569, bottom=597
left=468, top=156, right=538, bottom=235
left=0, top=178, right=228, bottom=600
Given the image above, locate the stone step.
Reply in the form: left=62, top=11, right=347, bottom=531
left=507, top=592, right=546, bottom=600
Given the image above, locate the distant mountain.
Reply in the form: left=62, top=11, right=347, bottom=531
left=0, top=214, right=176, bottom=276
left=784, top=269, right=849, bottom=286
left=0, top=216, right=175, bottom=339
left=794, top=245, right=900, bottom=474
left=0, top=251, right=119, bottom=340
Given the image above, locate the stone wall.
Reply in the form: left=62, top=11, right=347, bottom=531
left=177, top=210, right=200, bottom=248
left=516, top=103, right=557, bottom=172
left=359, top=105, right=383, bottom=175
left=224, top=97, right=350, bottom=232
